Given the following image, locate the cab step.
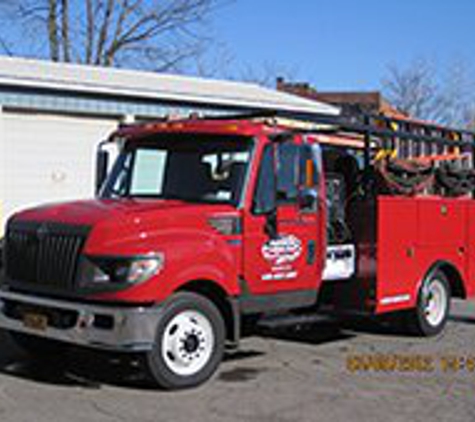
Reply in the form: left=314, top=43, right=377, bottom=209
left=257, top=313, right=334, bottom=330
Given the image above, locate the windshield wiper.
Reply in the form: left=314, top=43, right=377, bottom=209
left=161, top=194, right=221, bottom=204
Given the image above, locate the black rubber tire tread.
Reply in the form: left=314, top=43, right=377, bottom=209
left=435, top=164, right=475, bottom=197
left=376, top=158, right=435, bottom=195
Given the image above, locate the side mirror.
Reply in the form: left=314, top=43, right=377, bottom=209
left=253, top=190, right=277, bottom=216
left=254, top=194, right=278, bottom=239
left=298, top=188, right=318, bottom=210
left=95, top=149, right=109, bottom=195
left=264, top=211, right=278, bottom=239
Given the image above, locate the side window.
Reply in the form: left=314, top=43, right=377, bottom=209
left=277, top=142, right=320, bottom=205
left=253, top=144, right=277, bottom=214
left=253, top=141, right=320, bottom=212
left=300, top=144, right=319, bottom=188
left=276, top=142, right=300, bottom=204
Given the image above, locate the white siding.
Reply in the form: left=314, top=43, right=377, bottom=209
left=1, top=112, right=118, bottom=232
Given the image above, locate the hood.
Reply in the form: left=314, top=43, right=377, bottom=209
left=11, top=198, right=206, bottom=226
left=10, top=198, right=239, bottom=256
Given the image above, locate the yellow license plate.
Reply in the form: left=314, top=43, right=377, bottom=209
left=23, top=313, right=48, bottom=331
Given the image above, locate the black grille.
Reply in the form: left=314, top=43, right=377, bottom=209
left=5, top=221, right=90, bottom=291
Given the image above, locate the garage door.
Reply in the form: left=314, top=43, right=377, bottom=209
left=1, top=112, right=118, bottom=232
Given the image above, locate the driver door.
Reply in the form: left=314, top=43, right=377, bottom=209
left=242, top=136, right=325, bottom=302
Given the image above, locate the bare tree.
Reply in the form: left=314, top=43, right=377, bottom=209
left=0, top=0, right=220, bottom=71
left=382, top=58, right=447, bottom=122
left=438, top=58, right=475, bottom=128
left=382, top=57, right=475, bottom=128
left=189, top=40, right=235, bottom=79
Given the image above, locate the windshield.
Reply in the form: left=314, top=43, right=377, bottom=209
left=100, top=134, right=253, bottom=206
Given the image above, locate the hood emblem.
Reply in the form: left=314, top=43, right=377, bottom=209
left=37, top=223, right=49, bottom=240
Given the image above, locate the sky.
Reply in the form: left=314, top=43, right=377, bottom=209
left=210, top=0, right=475, bottom=90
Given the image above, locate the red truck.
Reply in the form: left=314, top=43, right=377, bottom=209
left=0, top=112, right=474, bottom=389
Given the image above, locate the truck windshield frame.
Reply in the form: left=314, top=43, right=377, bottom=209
left=100, top=133, right=254, bottom=207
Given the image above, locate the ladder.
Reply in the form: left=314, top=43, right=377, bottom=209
left=208, top=109, right=475, bottom=167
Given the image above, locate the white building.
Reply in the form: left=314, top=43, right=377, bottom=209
left=0, top=56, right=338, bottom=235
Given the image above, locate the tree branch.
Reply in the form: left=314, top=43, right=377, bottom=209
left=95, top=0, right=115, bottom=65
left=0, top=0, right=221, bottom=72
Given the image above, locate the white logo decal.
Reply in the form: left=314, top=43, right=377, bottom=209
left=261, top=234, right=303, bottom=266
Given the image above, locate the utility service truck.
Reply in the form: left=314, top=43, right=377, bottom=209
left=0, top=110, right=474, bottom=389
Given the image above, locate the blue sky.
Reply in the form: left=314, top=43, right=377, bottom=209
left=211, top=0, right=475, bottom=90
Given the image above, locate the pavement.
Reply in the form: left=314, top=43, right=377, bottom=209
left=1, top=300, right=475, bottom=422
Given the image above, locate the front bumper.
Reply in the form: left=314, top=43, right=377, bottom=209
left=0, top=290, right=163, bottom=352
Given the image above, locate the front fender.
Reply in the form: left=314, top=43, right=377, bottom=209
left=171, top=264, right=239, bottom=296
left=92, top=228, right=240, bottom=303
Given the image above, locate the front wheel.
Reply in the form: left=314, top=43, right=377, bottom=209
left=405, top=270, right=451, bottom=336
left=145, top=292, right=225, bottom=390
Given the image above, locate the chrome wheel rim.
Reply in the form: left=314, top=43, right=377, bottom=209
left=161, top=310, right=214, bottom=377
left=424, top=279, right=448, bottom=327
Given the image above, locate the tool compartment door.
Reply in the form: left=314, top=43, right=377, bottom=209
left=377, top=196, right=468, bottom=313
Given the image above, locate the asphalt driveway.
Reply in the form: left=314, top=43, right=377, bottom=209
left=0, top=300, right=475, bottom=422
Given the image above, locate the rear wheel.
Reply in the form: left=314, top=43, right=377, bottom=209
left=405, top=270, right=451, bottom=336
left=145, top=292, right=225, bottom=390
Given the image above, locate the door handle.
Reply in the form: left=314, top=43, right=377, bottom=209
left=307, top=240, right=316, bottom=265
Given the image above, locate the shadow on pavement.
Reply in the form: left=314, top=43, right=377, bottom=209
left=256, top=321, right=355, bottom=345
left=338, top=316, right=407, bottom=336
left=254, top=313, right=417, bottom=344
left=0, top=330, right=156, bottom=390
left=218, top=367, right=264, bottom=383
left=223, top=349, right=265, bottom=362
left=0, top=315, right=409, bottom=390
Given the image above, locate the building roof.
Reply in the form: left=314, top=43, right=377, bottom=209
left=0, top=56, right=339, bottom=117
left=276, top=77, right=406, bottom=119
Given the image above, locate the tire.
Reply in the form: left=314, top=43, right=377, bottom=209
left=405, top=270, right=451, bottom=336
left=9, top=332, right=69, bottom=359
left=144, top=292, right=225, bottom=390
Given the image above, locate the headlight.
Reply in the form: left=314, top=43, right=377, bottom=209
left=90, top=254, right=165, bottom=286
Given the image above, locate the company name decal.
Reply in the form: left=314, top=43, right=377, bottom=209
left=261, top=234, right=303, bottom=266
left=261, top=234, right=303, bottom=281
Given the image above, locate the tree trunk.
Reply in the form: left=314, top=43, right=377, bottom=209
left=60, top=0, right=71, bottom=62
left=48, top=0, right=59, bottom=61
left=85, top=0, right=94, bottom=64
